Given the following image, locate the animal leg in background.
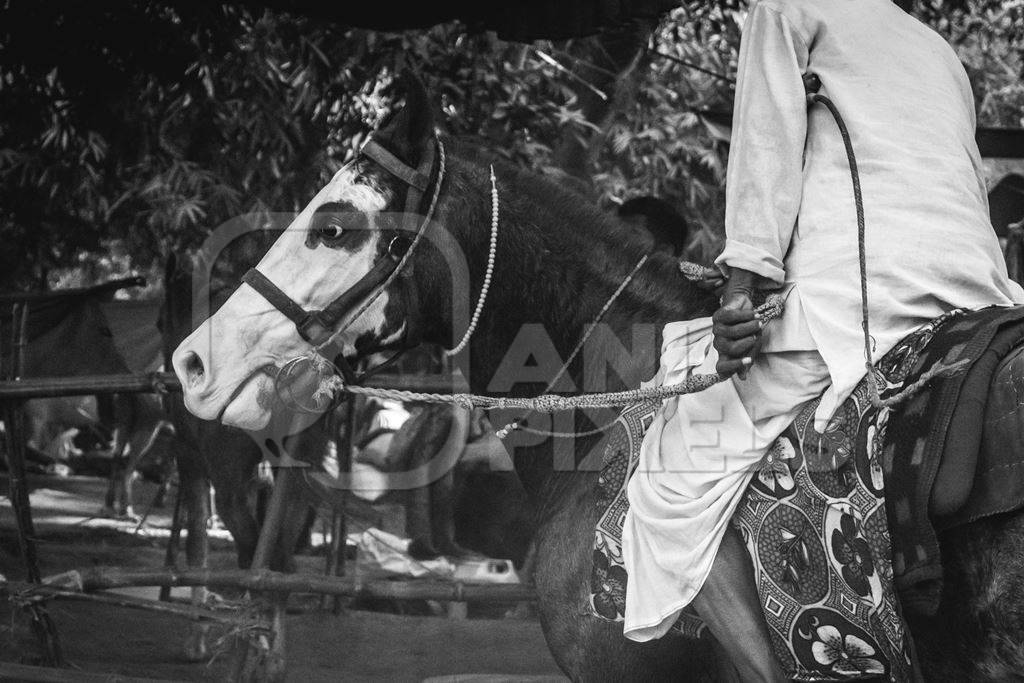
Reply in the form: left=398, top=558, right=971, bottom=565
left=430, top=470, right=476, bottom=558
left=118, top=419, right=170, bottom=519
left=100, top=394, right=128, bottom=517
left=395, top=405, right=448, bottom=558
left=258, top=412, right=329, bottom=573
left=175, top=438, right=213, bottom=662
left=102, top=427, right=133, bottom=518
left=187, top=423, right=263, bottom=569
left=102, top=394, right=168, bottom=519
left=403, top=406, right=472, bottom=558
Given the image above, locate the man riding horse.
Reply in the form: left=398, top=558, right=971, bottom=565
left=620, top=0, right=1024, bottom=679
left=172, top=0, right=1024, bottom=678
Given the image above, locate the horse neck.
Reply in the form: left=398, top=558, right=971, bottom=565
left=413, top=154, right=715, bottom=501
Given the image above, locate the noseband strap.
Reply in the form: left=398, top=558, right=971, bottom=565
left=242, top=238, right=408, bottom=347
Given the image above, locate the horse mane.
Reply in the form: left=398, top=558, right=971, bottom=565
left=441, top=137, right=714, bottom=328
left=445, top=137, right=651, bottom=251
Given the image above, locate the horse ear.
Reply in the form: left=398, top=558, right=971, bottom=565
left=372, top=70, right=435, bottom=167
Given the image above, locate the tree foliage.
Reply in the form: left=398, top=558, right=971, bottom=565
left=0, top=0, right=1021, bottom=291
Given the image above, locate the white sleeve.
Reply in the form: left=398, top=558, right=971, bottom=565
left=715, top=3, right=810, bottom=285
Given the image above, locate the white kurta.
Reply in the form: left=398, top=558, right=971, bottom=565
left=622, top=0, right=1024, bottom=642
left=623, top=321, right=830, bottom=641
left=718, top=0, right=1024, bottom=417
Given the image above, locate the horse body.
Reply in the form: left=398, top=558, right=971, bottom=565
left=412, top=142, right=723, bottom=679
left=426, top=144, right=1024, bottom=680
left=173, top=84, right=1024, bottom=679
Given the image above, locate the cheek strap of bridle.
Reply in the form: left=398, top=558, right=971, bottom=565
left=340, top=273, right=424, bottom=385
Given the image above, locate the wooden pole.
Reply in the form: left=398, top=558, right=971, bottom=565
left=59, top=566, right=538, bottom=602
left=250, top=467, right=292, bottom=570
left=324, top=511, right=344, bottom=613
left=8, top=582, right=250, bottom=625
left=159, top=481, right=186, bottom=602
left=320, top=404, right=342, bottom=611
left=0, top=661, right=164, bottom=683
left=331, top=400, right=355, bottom=614
left=2, top=404, right=44, bottom=583
left=3, top=304, right=41, bottom=582
left=231, top=459, right=296, bottom=682
left=2, top=303, right=64, bottom=666
left=0, top=372, right=181, bottom=398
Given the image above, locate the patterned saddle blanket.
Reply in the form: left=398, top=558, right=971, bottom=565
left=589, top=306, right=1024, bottom=681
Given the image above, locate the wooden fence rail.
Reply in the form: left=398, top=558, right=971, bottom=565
left=31, top=566, right=537, bottom=603
left=1, top=367, right=494, bottom=681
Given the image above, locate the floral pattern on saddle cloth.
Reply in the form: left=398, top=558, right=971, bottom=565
left=584, top=310, right=984, bottom=680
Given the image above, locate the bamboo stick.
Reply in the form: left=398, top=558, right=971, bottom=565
left=320, top=404, right=342, bottom=611
left=3, top=304, right=42, bottom=583
left=2, top=302, right=65, bottom=666
left=0, top=372, right=180, bottom=398
left=322, top=511, right=345, bottom=613
left=0, top=661, right=165, bottom=683
left=8, top=583, right=250, bottom=625
left=67, top=566, right=537, bottom=602
left=159, top=484, right=185, bottom=603
left=232, top=463, right=296, bottom=681
left=330, top=400, right=355, bottom=614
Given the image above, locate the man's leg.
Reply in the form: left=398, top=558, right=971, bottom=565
left=692, top=527, right=786, bottom=682
left=692, top=350, right=830, bottom=680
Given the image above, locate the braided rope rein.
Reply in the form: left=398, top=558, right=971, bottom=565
left=306, top=291, right=785, bottom=425
left=809, top=90, right=967, bottom=410
left=494, top=253, right=650, bottom=438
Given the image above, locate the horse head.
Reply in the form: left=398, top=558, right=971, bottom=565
left=172, top=75, right=441, bottom=430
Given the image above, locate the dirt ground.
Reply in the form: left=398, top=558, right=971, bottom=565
left=0, top=474, right=565, bottom=681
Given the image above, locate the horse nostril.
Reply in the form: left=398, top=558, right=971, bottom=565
left=183, top=351, right=205, bottom=387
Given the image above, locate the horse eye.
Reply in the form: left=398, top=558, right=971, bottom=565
left=316, top=221, right=345, bottom=241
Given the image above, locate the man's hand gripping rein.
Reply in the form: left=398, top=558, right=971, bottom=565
left=712, top=267, right=764, bottom=379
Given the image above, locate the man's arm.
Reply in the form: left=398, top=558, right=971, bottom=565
left=713, top=3, right=810, bottom=377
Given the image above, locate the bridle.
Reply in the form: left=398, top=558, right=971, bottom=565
left=241, top=131, right=444, bottom=395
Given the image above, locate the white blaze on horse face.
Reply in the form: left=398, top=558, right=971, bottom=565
left=172, top=165, right=391, bottom=431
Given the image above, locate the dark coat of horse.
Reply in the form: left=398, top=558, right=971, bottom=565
left=343, top=87, right=1024, bottom=680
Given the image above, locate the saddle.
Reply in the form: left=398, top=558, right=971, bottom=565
left=589, top=305, right=1024, bottom=681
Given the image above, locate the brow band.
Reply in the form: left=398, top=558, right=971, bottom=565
left=361, top=140, right=429, bottom=192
